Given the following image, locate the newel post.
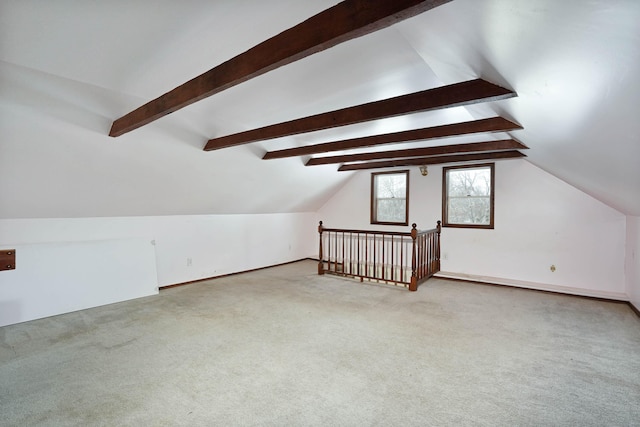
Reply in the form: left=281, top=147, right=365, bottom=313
left=409, top=223, right=418, bottom=291
left=318, top=221, right=324, bottom=275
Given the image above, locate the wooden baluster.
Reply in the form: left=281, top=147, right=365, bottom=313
left=374, top=235, right=378, bottom=280
left=373, top=234, right=376, bottom=279
left=425, top=233, right=430, bottom=276
left=349, top=232, right=352, bottom=275
left=333, top=231, right=338, bottom=273
left=386, top=234, right=390, bottom=281
left=417, top=233, right=422, bottom=279
left=432, top=230, right=437, bottom=274
left=342, top=231, right=345, bottom=274
left=390, top=235, right=394, bottom=282
left=328, top=230, right=332, bottom=272
left=358, top=233, right=369, bottom=282
left=327, top=230, right=331, bottom=272
left=380, top=234, right=384, bottom=281
left=420, top=233, right=423, bottom=277
left=418, top=233, right=422, bottom=279
left=410, top=223, right=418, bottom=291
left=333, top=231, right=337, bottom=273
left=420, top=233, right=424, bottom=279
left=427, top=233, right=432, bottom=276
left=436, top=220, right=442, bottom=273
left=378, top=234, right=381, bottom=281
left=428, top=232, right=433, bottom=275
left=421, top=233, right=424, bottom=279
left=350, top=232, right=353, bottom=276
left=318, top=221, right=324, bottom=275
left=400, top=235, right=404, bottom=283
left=432, top=232, right=436, bottom=274
left=385, top=234, right=389, bottom=281
left=325, top=231, right=332, bottom=272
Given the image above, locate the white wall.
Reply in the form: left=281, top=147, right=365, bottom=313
left=0, top=238, right=157, bottom=327
left=0, top=213, right=317, bottom=326
left=626, top=216, right=640, bottom=309
left=0, top=61, right=350, bottom=219
left=149, top=213, right=317, bottom=285
left=318, top=159, right=628, bottom=299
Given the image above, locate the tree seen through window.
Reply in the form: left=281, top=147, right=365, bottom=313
left=443, top=164, right=494, bottom=228
left=371, top=171, right=409, bottom=225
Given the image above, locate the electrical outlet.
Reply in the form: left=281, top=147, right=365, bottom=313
left=443, top=252, right=449, bottom=260
left=187, top=258, right=192, bottom=267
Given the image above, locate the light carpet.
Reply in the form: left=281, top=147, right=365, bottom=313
left=1, top=260, right=639, bottom=426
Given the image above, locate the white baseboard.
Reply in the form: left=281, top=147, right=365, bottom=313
left=434, top=271, right=629, bottom=301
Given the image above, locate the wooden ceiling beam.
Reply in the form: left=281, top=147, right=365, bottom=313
left=306, top=139, right=528, bottom=166
left=109, top=0, right=453, bottom=137
left=205, top=80, right=516, bottom=151
left=263, top=117, right=522, bottom=159
left=338, top=151, right=526, bottom=171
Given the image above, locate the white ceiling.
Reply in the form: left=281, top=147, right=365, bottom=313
left=1, top=0, right=639, bottom=218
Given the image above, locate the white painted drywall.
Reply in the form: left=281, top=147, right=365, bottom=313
left=3, top=0, right=640, bottom=217
left=0, top=49, right=353, bottom=219
left=317, top=159, right=627, bottom=299
left=0, top=212, right=317, bottom=326
left=149, top=213, right=317, bottom=286
left=626, top=216, right=640, bottom=308
left=0, top=238, right=158, bottom=327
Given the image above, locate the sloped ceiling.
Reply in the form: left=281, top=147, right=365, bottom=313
left=1, top=0, right=639, bottom=218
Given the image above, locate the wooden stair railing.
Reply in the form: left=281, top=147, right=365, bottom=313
left=318, top=221, right=441, bottom=291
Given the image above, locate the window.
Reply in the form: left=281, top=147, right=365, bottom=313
left=371, top=170, right=409, bottom=225
left=443, top=163, right=494, bottom=229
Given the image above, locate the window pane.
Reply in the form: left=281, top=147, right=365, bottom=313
left=371, top=170, right=409, bottom=225
left=448, top=167, right=491, bottom=197
left=377, top=199, right=406, bottom=223
left=443, top=164, right=494, bottom=229
left=447, top=197, right=491, bottom=225
left=376, top=174, right=406, bottom=198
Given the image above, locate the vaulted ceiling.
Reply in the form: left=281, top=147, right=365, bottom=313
left=1, top=0, right=639, bottom=218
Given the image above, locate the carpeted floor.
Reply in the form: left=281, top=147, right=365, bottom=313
left=1, top=260, right=639, bottom=426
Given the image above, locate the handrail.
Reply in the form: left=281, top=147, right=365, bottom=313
left=321, top=227, right=412, bottom=236
left=318, top=221, right=441, bottom=291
